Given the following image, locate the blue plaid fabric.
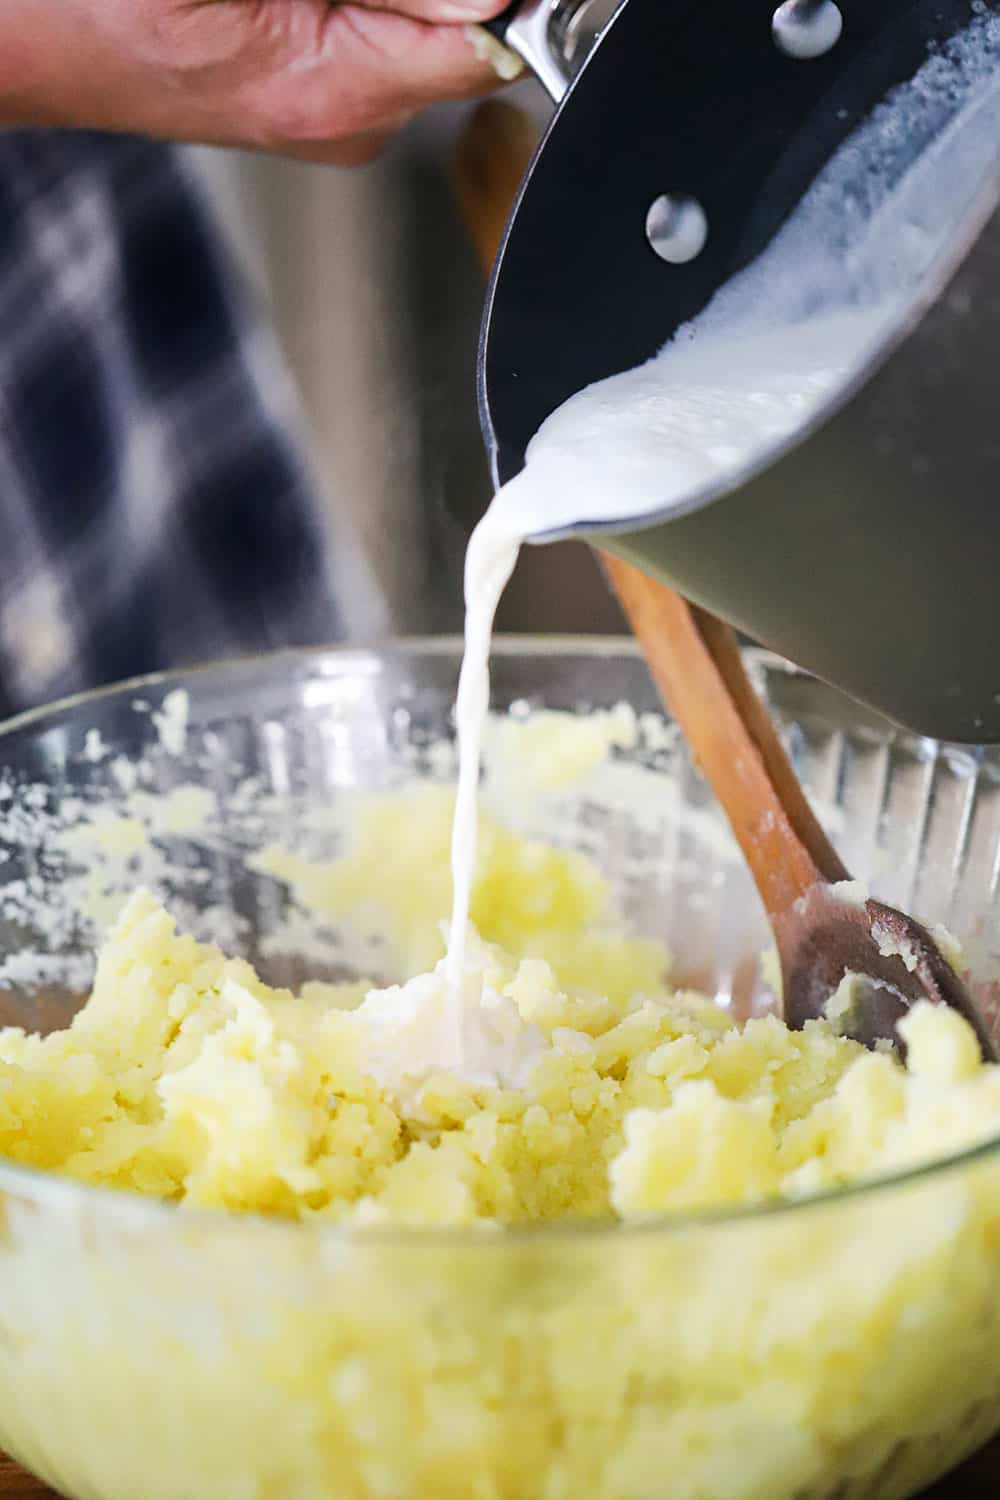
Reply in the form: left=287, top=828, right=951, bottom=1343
left=0, top=130, right=353, bottom=720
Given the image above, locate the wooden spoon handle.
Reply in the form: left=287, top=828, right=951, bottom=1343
left=600, top=554, right=846, bottom=916
left=452, top=99, right=847, bottom=924
left=451, top=100, right=540, bottom=273
left=659, top=589, right=848, bottom=887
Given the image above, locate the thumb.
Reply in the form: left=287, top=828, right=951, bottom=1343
left=351, top=0, right=526, bottom=75
left=464, top=24, right=525, bottom=81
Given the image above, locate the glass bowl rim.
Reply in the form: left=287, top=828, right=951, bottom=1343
left=0, top=634, right=996, bottom=1248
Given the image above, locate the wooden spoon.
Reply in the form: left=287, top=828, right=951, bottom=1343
left=453, top=99, right=995, bottom=1060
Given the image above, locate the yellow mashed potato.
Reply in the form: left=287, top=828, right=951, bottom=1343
left=0, top=788, right=998, bottom=1224
left=1, top=788, right=1000, bottom=1500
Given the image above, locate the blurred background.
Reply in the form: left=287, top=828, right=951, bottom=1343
left=190, top=84, right=626, bottom=645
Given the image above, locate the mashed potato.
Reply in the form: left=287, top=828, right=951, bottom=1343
left=0, top=794, right=998, bottom=1227
left=1, top=790, right=1000, bottom=1500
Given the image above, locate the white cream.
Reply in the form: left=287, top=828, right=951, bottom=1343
left=444, top=507, right=521, bottom=1061
left=487, top=312, right=874, bottom=539
left=360, top=931, right=546, bottom=1111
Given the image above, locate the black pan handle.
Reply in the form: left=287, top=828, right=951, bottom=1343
left=480, top=0, right=624, bottom=101
left=477, top=0, right=576, bottom=99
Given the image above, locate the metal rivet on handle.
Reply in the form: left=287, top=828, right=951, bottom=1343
left=645, top=195, right=708, bottom=264
left=772, top=0, right=843, bottom=58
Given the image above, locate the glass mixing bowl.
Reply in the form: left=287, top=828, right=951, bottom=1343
left=0, top=639, right=998, bottom=1500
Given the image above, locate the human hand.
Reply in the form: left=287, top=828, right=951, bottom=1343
left=0, top=0, right=516, bottom=164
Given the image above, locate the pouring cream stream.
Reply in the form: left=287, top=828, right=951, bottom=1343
left=443, top=310, right=870, bottom=1054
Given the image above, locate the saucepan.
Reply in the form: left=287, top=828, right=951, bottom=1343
left=478, top=0, right=1000, bottom=745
